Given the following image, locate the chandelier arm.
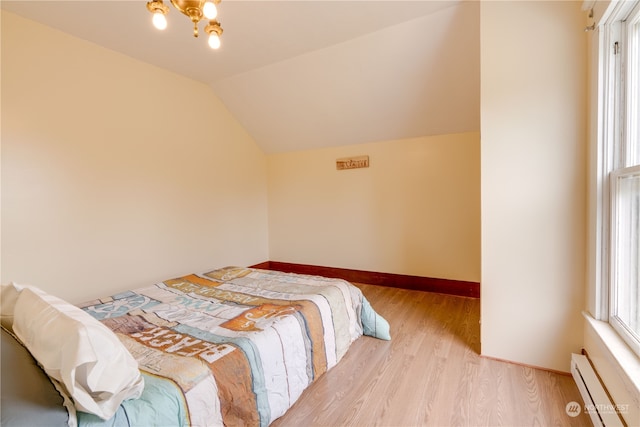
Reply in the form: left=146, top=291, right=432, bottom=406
left=146, top=0, right=169, bottom=15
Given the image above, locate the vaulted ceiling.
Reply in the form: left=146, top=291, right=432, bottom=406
left=1, top=1, right=480, bottom=153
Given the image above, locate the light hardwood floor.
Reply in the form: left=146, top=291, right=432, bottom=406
left=271, top=284, right=591, bottom=427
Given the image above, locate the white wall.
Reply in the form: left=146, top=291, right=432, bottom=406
left=480, top=1, right=587, bottom=371
left=1, top=12, right=269, bottom=303
left=268, top=132, right=481, bottom=283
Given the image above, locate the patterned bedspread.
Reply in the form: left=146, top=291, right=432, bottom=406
left=78, top=267, right=390, bottom=427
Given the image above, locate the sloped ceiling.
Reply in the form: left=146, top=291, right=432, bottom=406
left=1, top=1, right=480, bottom=153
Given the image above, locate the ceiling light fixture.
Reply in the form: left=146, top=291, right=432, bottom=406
left=146, top=0, right=223, bottom=50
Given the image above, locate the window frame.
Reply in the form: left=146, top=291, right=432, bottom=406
left=599, top=0, right=640, bottom=357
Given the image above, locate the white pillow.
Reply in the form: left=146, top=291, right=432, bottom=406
left=12, top=286, right=144, bottom=420
left=0, top=282, right=27, bottom=332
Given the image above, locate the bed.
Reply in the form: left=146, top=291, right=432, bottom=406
left=1, top=266, right=390, bottom=426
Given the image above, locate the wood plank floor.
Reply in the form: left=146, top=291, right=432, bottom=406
left=271, top=284, right=591, bottom=427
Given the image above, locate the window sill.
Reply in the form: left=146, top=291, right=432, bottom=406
left=582, top=311, right=640, bottom=424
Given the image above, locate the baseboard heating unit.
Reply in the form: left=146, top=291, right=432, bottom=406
left=571, top=353, right=625, bottom=426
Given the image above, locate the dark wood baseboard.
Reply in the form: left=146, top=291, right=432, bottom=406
left=249, top=261, right=480, bottom=299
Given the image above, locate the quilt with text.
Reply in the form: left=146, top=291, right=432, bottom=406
left=78, top=267, right=390, bottom=427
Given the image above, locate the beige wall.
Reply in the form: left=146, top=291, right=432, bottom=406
left=2, top=3, right=592, bottom=375
left=1, top=12, right=269, bottom=303
left=268, top=132, right=481, bottom=283
left=480, top=1, right=587, bottom=371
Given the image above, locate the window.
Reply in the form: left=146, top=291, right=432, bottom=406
left=601, top=1, right=640, bottom=356
left=610, top=166, right=640, bottom=353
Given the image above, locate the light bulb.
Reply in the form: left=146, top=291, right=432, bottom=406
left=208, top=33, right=221, bottom=49
left=203, top=1, right=217, bottom=19
left=152, top=11, right=167, bottom=30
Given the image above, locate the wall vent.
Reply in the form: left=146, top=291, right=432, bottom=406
left=571, top=353, right=624, bottom=427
